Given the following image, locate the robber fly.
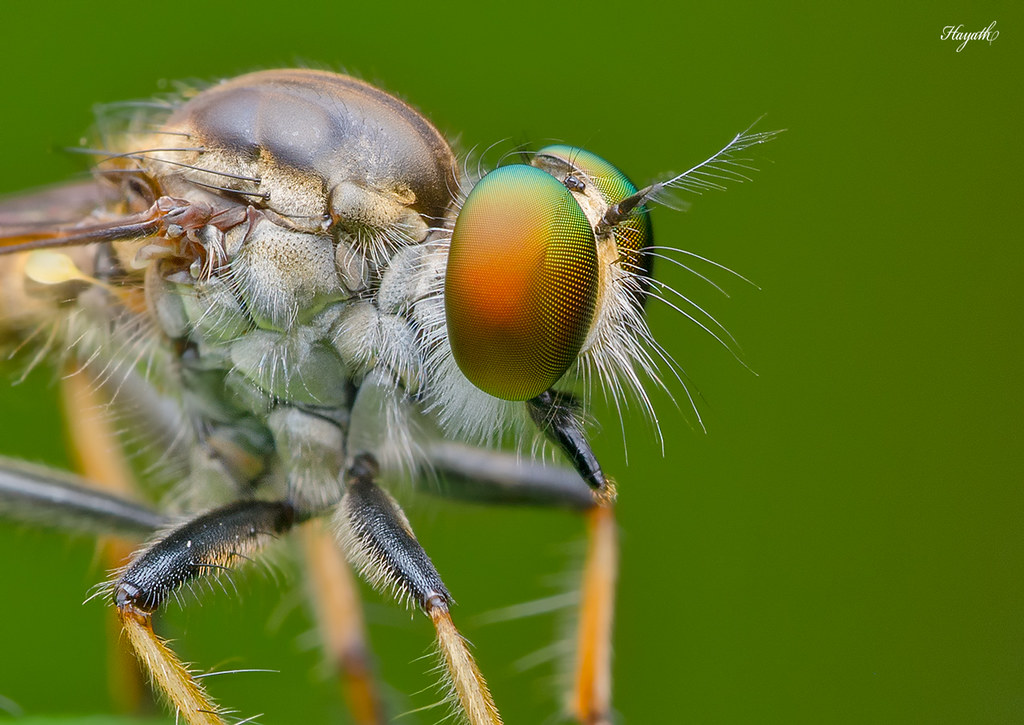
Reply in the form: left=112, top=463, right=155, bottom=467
left=0, top=69, right=779, bottom=724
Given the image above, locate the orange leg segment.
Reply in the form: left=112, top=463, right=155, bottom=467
left=301, top=521, right=387, bottom=725
left=60, top=371, right=148, bottom=713
left=571, top=504, right=618, bottom=725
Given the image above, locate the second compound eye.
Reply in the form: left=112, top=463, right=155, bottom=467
left=445, top=165, right=599, bottom=401
left=533, top=145, right=654, bottom=289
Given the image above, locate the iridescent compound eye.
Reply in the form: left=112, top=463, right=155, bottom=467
left=445, top=165, right=598, bottom=401
left=533, top=145, right=654, bottom=283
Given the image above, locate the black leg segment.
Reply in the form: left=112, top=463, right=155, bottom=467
left=335, top=453, right=450, bottom=611
left=334, top=453, right=503, bottom=724
left=0, top=456, right=167, bottom=536
left=115, top=499, right=296, bottom=614
left=425, top=441, right=596, bottom=510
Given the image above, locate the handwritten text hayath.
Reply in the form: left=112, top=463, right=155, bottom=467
left=941, top=21, right=999, bottom=52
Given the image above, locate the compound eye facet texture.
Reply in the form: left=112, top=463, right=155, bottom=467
left=534, top=145, right=654, bottom=279
left=445, top=164, right=598, bottom=401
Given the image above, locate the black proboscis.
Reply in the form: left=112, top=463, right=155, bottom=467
left=528, top=390, right=607, bottom=493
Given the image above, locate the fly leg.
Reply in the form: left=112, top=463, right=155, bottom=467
left=0, top=456, right=166, bottom=534
left=113, top=499, right=300, bottom=725
left=301, top=520, right=387, bottom=725
left=528, top=389, right=618, bottom=725
left=430, top=391, right=620, bottom=725
left=60, top=371, right=153, bottom=714
left=335, top=453, right=503, bottom=725
left=267, top=405, right=387, bottom=723
left=571, top=505, right=617, bottom=725
left=0, top=195, right=229, bottom=255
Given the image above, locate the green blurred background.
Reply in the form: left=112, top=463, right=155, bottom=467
left=0, top=1, right=1019, bottom=723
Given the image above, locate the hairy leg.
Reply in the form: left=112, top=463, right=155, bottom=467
left=426, top=438, right=619, bottom=724
left=335, top=453, right=503, bottom=725
left=0, top=426, right=618, bottom=724
left=114, top=499, right=299, bottom=725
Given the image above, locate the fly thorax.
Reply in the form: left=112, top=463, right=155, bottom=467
left=230, top=217, right=346, bottom=331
